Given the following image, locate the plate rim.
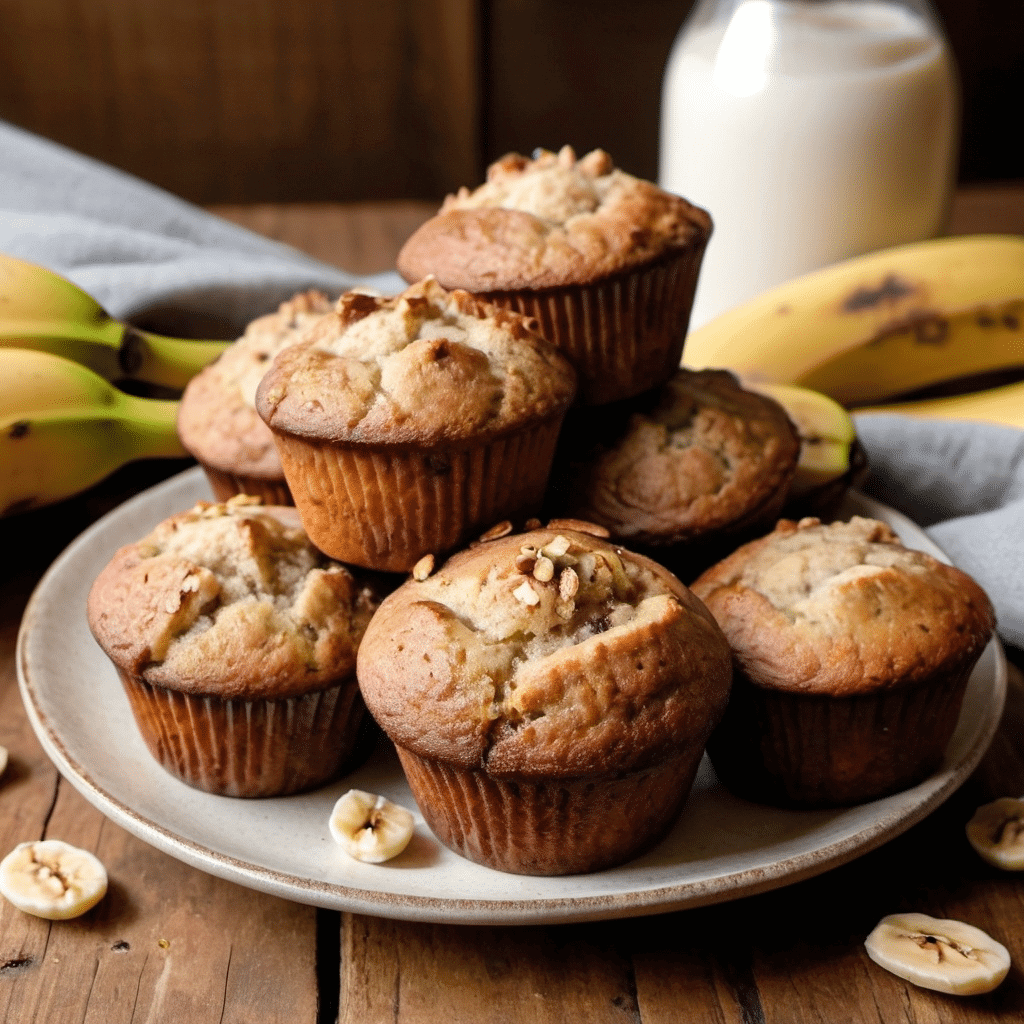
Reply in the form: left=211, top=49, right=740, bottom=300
left=15, top=467, right=1008, bottom=925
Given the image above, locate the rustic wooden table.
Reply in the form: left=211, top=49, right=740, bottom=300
left=2, top=186, right=1023, bottom=1024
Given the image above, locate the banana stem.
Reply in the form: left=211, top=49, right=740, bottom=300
left=0, top=319, right=228, bottom=389
left=111, top=393, right=188, bottom=460
left=121, top=328, right=229, bottom=390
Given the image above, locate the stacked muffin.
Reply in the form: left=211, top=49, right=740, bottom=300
left=85, top=146, right=996, bottom=878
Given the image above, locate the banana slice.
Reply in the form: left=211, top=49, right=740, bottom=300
left=0, top=840, right=108, bottom=920
left=329, top=790, right=415, bottom=863
left=865, top=912, right=1010, bottom=995
left=966, top=797, right=1024, bottom=870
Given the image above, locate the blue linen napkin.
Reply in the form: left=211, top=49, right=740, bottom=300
left=2, top=119, right=1021, bottom=649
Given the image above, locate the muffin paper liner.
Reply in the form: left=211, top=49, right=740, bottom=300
left=116, top=669, right=368, bottom=798
left=200, top=465, right=293, bottom=506
left=484, top=247, right=705, bottom=406
left=707, top=661, right=977, bottom=808
left=273, top=416, right=564, bottom=572
left=395, top=745, right=704, bottom=875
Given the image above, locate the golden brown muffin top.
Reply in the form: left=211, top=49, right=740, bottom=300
left=177, top=290, right=334, bottom=477
left=691, top=516, right=996, bottom=697
left=396, top=146, right=712, bottom=291
left=255, top=277, right=577, bottom=446
left=562, top=369, right=800, bottom=545
left=87, top=496, right=379, bottom=698
left=356, top=525, right=732, bottom=776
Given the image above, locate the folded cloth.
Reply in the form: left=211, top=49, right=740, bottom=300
left=2, top=121, right=1021, bottom=649
left=855, top=413, right=1024, bottom=650
left=0, top=119, right=404, bottom=331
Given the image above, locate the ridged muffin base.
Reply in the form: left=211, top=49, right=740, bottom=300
left=395, top=743, right=706, bottom=876
left=116, top=669, right=370, bottom=798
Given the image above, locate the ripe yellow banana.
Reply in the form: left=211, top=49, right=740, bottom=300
left=0, top=252, right=229, bottom=388
left=1, top=348, right=186, bottom=516
left=856, top=379, right=1024, bottom=430
left=682, top=234, right=1024, bottom=407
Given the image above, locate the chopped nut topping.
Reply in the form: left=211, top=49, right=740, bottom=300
left=558, top=566, right=579, bottom=600
left=554, top=597, right=575, bottom=620
left=412, top=554, right=435, bottom=581
left=543, top=535, right=571, bottom=558
left=533, top=556, right=555, bottom=582
left=515, top=553, right=537, bottom=574
left=479, top=520, right=513, bottom=542
left=513, top=580, right=540, bottom=606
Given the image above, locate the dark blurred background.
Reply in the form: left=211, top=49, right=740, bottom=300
left=0, top=0, right=1020, bottom=205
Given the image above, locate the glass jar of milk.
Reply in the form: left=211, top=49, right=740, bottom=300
left=659, top=0, right=959, bottom=328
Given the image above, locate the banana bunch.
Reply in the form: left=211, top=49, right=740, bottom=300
left=0, top=252, right=228, bottom=387
left=682, top=234, right=1024, bottom=430
left=0, top=253, right=229, bottom=516
left=1, top=348, right=188, bottom=516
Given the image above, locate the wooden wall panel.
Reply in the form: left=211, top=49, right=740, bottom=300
left=0, top=0, right=1019, bottom=205
left=483, top=0, right=1024, bottom=187
left=482, top=0, right=691, bottom=182
left=0, top=0, right=480, bottom=203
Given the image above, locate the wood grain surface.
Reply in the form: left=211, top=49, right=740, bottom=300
left=0, top=1, right=1020, bottom=204
left=1, top=190, right=1023, bottom=1023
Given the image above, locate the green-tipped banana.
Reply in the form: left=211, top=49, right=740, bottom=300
left=1, top=349, right=186, bottom=516
left=745, top=381, right=858, bottom=498
left=0, top=252, right=229, bottom=388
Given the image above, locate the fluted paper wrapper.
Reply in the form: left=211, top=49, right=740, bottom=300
left=483, top=247, right=705, bottom=406
left=116, top=669, right=369, bottom=797
left=395, top=744, right=705, bottom=876
left=200, top=464, right=293, bottom=507
left=272, top=417, right=564, bottom=572
left=708, top=663, right=976, bottom=808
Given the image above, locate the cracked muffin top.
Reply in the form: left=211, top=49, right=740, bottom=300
left=177, top=290, right=334, bottom=478
left=254, top=277, right=576, bottom=446
left=356, top=525, right=732, bottom=777
left=560, top=369, right=800, bottom=546
left=396, top=145, right=712, bottom=292
left=87, top=496, right=380, bottom=698
left=690, top=516, right=996, bottom=697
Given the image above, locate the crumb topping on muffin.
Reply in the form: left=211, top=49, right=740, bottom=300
left=177, top=289, right=334, bottom=476
left=356, top=527, right=732, bottom=774
left=255, top=277, right=576, bottom=445
left=396, top=146, right=712, bottom=291
left=565, top=369, right=800, bottom=543
left=87, top=495, right=378, bottom=697
left=691, top=516, right=996, bottom=696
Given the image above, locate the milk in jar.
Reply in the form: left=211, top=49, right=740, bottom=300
left=659, top=0, right=959, bottom=328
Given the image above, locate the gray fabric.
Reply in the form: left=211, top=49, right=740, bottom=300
left=854, top=414, right=1024, bottom=649
left=0, top=120, right=404, bottom=331
left=2, top=120, right=1021, bottom=648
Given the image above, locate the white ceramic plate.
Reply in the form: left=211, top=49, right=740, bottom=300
left=17, top=467, right=1007, bottom=925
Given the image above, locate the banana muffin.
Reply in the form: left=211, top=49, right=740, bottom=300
left=177, top=289, right=334, bottom=504
left=87, top=495, right=381, bottom=797
left=356, top=523, right=733, bottom=875
left=690, top=516, right=996, bottom=807
left=255, top=277, right=577, bottom=572
left=396, top=146, right=712, bottom=405
left=549, top=368, right=801, bottom=581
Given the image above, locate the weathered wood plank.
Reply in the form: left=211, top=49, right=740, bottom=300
left=339, top=914, right=640, bottom=1024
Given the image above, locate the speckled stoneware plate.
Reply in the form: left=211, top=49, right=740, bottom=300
left=17, top=466, right=1007, bottom=925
